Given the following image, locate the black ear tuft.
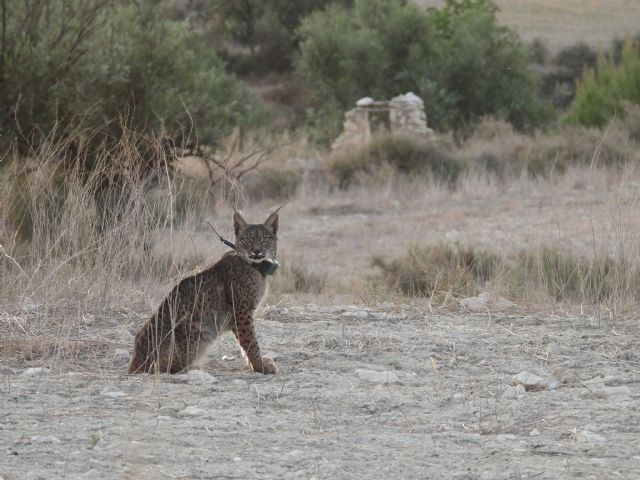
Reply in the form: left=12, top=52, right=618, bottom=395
left=233, top=211, right=247, bottom=236
left=263, top=211, right=278, bottom=234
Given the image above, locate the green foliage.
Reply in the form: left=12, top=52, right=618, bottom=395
left=297, top=0, right=546, bottom=140
left=208, top=0, right=353, bottom=74
left=330, top=134, right=465, bottom=187
left=0, top=0, right=264, bottom=161
left=566, top=39, right=640, bottom=127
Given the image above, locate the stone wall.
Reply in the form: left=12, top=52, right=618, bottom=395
left=331, top=92, right=434, bottom=153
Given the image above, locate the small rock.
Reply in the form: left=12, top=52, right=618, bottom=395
left=173, top=370, right=217, bottom=385
left=496, top=434, right=517, bottom=442
left=591, top=386, right=632, bottom=403
left=221, top=355, right=235, bottom=361
left=461, top=292, right=517, bottom=311
left=514, top=371, right=545, bottom=391
left=179, top=406, right=206, bottom=417
left=355, top=369, right=399, bottom=384
left=30, top=435, right=61, bottom=444
left=577, top=430, right=608, bottom=443
left=101, top=390, right=126, bottom=398
left=356, top=97, right=375, bottom=107
left=114, top=328, right=134, bottom=343
left=22, top=367, right=50, bottom=376
left=112, top=349, right=130, bottom=365
left=502, top=384, right=526, bottom=400
left=529, top=429, right=540, bottom=437
left=545, top=379, right=560, bottom=390
left=286, top=449, right=305, bottom=464
left=554, top=368, right=581, bottom=384
left=233, top=457, right=242, bottom=462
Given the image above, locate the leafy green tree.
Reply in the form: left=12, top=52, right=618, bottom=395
left=0, top=0, right=264, bottom=164
left=566, top=39, right=640, bottom=127
left=297, top=0, right=547, bottom=141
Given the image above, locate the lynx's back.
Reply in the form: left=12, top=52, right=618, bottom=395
left=128, top=210, right=280, bottom=374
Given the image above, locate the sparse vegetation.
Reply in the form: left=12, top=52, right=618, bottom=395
left=330, top=134, right=465, bottom=187
left=374, top=243, right=640, bottom=309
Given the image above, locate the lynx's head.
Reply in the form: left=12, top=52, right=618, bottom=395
left=233, top=210, right=279, bottom=265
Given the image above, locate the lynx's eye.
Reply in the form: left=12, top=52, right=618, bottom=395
left=262, top=237, right=274, bottom=245
left=240, top=238, right=251, bottom=246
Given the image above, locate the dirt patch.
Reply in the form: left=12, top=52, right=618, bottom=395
left=2, top=303, right=639, bottom=479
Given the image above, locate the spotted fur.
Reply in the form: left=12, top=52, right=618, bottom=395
left=128, top=210, right=279, bottom=375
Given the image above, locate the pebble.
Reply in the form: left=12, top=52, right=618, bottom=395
left=529, top=429, right=540, bottom=437
left=514, top=371, right=545, bottom=391
left=577, top=430, right=608, bottom=443
left=355, top=369, right=400, bottom=384
left=22, top=367, right=51, bottom=376
left=591, top=386, right=632, bottom=403
left=173, top=370, right=218, bottom=385
left=30, top=435, right=61, bottom=444
left=112, top=349, right=130, bottom=365
left=101, top=390, right=127, bottom=398
left=221, top=355, right=235, bottom=361
left=502, top=384, right=526, bottom=400
left=179, top=406, right=206, bottom=417
left=286, top=449, right=305, bottom=464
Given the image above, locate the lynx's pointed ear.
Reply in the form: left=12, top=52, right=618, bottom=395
left=263, top=211, right=279, bottom=234
left=233, top=211, right=248, bottom=236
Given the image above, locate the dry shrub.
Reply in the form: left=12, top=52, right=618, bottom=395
left=460, top=117, right=638, bottom=178
left=0, top=130, right=215, bottom=310
left=372, top=244, right=503, bottom=300
left=270, top=259, right=327, bottom=296
left=245, top=169, right=302, bottom=202
left=330, top=134, right=466, bottom=188
left=374, top=242, right=640, bottom=310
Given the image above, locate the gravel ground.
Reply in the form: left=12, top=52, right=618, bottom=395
left=2, top=302, right=640, bottom=479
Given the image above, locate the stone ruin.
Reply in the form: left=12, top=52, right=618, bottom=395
left=331, top=92, right=434, bottom=153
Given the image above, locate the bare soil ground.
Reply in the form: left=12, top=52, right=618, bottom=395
left=2, top=169, right=640, bottom=479
left=2, top=302, right=640, bottom=479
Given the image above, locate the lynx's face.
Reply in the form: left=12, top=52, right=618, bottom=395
left=233, top=211, right=278, bottom=264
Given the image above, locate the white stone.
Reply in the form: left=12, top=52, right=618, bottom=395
left=356, top=97, right=375, bottom=106
left=221, top=355, right=236, bottom=361
left=592, top=386, right=632, bottom=402
left=101, top=390, right=127, bottom=398
left=577, top=430, right=608, bottom=443
left=30, top=435, right=61, bottom=444
left=355, top=369, right=400, bottom=384
left=514, top=371, right=545, bottom=391
left=22, top=367, right=50, bottom=376
left=286, top=449, right=305, bottom=464
left=179, top=406, right=206, bottom=417
left=173, top=370, right=218, bottom=385
left=501, top=384, right=526, bottom=399
left=529, top=429, right=540, bottom=437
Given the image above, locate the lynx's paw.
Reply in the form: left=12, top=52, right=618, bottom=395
left=258, top=356, right=278, bottom=375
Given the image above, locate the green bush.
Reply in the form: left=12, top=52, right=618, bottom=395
left=206, top=0, right=353, bottom=75
left=0, top=0, right=265, bottom=162
left=297, top=0, right=547, bottom=141
left=566, top=39, right=640, bottom=128
left=330, top=134, right=466, bottom=187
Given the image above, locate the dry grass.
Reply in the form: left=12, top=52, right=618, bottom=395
left=416, top=0, right=640, bottom=52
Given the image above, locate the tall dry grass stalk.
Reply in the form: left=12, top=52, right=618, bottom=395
left=0, top=128, right=235, bottom=315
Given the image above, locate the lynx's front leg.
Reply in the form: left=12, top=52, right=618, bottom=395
left=231, top=313, right=277, bottom=374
